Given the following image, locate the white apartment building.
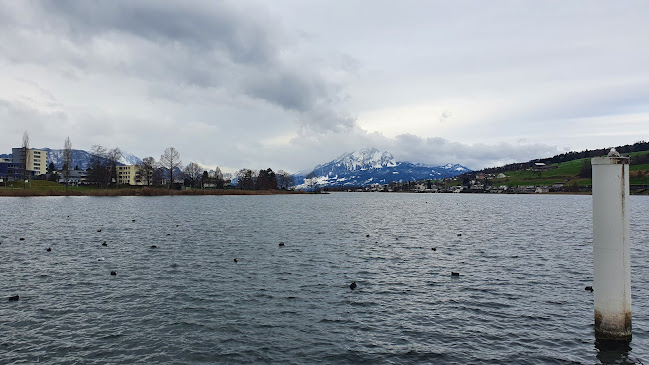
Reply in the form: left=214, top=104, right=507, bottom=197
left=11, top=148, right=47, bottom=176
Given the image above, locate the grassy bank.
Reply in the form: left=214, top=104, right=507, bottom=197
left=488, top=151, right=649, bottom=188
left=0, top=181, right=306, bottom=197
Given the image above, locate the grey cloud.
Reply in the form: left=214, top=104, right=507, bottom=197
left=0, top=99, right=68, bottom=147
left=40, top=1, right=277, bottom=64
left=2, top=1, right=353, bottom=132
left=389, top=134, right=561, bottom=170
left=244, top=68, right=327, bottom=112
left=259, top=127, right=562, bottom=173
left=5, top=1, right=644, bottom=175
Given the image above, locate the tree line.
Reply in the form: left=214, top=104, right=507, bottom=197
left=235, top=168, right=294, bottom=190
left=479, top=140, right=649, bottom=175
left=19, top=132, right=296, bottom=191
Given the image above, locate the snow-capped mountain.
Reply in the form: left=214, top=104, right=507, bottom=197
left=299, top=148, right=471, bottom=188
left=44, top=148, right=143, bottom=170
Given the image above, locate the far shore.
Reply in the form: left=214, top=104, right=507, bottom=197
left=0, top=187, right=308, bottom=197
left=1, top=186, right=646, bottom=197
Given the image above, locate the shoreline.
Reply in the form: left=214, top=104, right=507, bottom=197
left=0, top=188, right=308, bottom=197
left=1, top=188, right=646, bottom=197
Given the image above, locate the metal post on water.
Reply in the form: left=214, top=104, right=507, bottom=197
left=591, top=148, right=631, bottom=341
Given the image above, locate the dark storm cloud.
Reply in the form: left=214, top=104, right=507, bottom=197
left=40, top=1, right=276, bottom=63
left=4, top=1, right=352, bottom=131
left=244, top=69, right=328, bottom=112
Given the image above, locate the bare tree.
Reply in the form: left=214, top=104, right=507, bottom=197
left=211, top=166, right=225, bottom=188
left=63, top=136, right=72, bottom=189
left=277, top=170, right=295, bottom=190
left=21, top=131, right=29, bottom=187
left=160, top=147, right=182, bottom=189
left=107, top=148, right=122, bottom=186
left=88, top=145, right=109, bottom=187
left=305, top=171, right=319, bottom=192
left=236, top=168, right=254, bottom=190
left=87, top=145, right=121, bottom=188
left=137, top=156, right=156, bottom=186
left=183, top=162, right=202, bottom=188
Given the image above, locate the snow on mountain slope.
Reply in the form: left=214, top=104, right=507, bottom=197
left=297, top=148, right=471, bottom=188
left=44, top=148, right=142, bottom=170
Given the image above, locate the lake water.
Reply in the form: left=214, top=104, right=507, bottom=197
left=1, top=193, right=648, bottom=364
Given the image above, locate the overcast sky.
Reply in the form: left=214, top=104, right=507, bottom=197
left=1, top=1, right=648, bottom=172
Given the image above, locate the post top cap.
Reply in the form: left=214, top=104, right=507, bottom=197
left=591, top=153, right=630, bottom=165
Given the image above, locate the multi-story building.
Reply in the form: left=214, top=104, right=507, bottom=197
left=58, top=170, right=88, bottom=186
left=0, top=158, right=21, bottom=181
left=11, top=148, right=47, bottom=176
left=117, top=165, right=147, bottom=185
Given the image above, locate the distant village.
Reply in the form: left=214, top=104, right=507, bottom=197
left=335, top=167, right=576, bottom=194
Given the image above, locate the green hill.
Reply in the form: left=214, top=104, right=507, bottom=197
left=485, top=150, right=649, bottom=191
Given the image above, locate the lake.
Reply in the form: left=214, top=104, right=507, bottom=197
left=1, top=193, right=648, bottom=364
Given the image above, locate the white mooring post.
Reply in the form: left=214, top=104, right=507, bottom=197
left=591, top=148, right=631, bottom=341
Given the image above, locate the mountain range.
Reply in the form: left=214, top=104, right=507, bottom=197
left=297, top=148, right=470, bottom=188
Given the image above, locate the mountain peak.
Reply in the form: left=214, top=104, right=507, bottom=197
left=303, top=147, right=471, bottom=188
left=329, top=148, right=397, bottom=171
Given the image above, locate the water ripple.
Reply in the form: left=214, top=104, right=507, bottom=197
left=0, top=194, right=647, bottom=364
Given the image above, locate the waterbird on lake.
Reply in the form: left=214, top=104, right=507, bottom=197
left=279, top=242, right=285, bottom=246
left=19, top=238, right=25, bottom=241
left=234, top=258, right=238, bottom=263
left=451, top=272, right=460, bottom=277
left=8, top=295, right=19, bottom=301
left=457, top=233, right=462, bottom=237
left=132, top=219, right=136, bottom=222
left=97, top=229, right=102, bottom=232
left=350, top=282, right=357, bottom=290
left=150, top=245, right=158, bottom=249
left=366, top=234, right=370, bottom=237
left=110, top=271, right=117, bottom=276
left=166, top=233, right=171, bottom=236
left=97, top=257, right=105, bottom=262
left=432, top=247, right=437, bottom=251
left=585, top=286, right=594, bottom=292
left=102, top=242, right=108, bottom=246
left=46, top=247, right=51, bottom=252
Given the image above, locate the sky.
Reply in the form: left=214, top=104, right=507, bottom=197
left=1, top=1, right=648, bottom=173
